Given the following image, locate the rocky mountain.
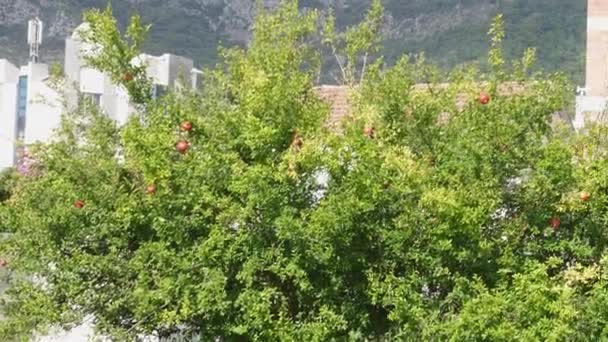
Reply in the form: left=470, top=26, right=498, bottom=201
left=0, top=0, right=587, bottom=83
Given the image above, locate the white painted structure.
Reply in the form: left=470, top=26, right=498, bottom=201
left=575, top=0, right=608, bottom=129
left=22, top=63, right=63, bottom=145
left=0, top=20, right=200, bottom=170
left=0, top=60, right=19, bottom=169
left=0, top=60, right=62, bottom=169
left=64, top=23, right=196, bottom=125
left=575, top=94, right=607, bottom=128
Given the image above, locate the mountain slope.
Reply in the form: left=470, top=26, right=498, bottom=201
left=0, top=0, right=587, bottom=83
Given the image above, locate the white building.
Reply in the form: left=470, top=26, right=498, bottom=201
left=64, top=22, right=198, bottom=125
left=0, top=21, right=200, bottom=170
left=0, top=59, right=19, bottom=169
left=575, top=0, right=608, bottom=129
left=0, top=59, right=63, bottom=169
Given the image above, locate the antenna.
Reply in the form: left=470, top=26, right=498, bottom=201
left=27, top=17, right=43, bottom=63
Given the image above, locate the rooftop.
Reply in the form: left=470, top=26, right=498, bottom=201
left=314, top=82, right=530, bottom=127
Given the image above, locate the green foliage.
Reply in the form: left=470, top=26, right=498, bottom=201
left=79, top=4, right=153, bottom=105
left=488, top=15, right=506, bottom=80
left=0, top=169, right=18, bottom=204
left=1, top=1, right=607, bottom=341
left=323, top=0, right=383, bottom=85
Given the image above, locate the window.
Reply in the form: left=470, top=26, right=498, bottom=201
left=151, top=84, right=167, bottom=99
left=15, top=76, right=28, bottom=140
left=16, top=117, right=26, bottom=140
left=84, top=93, right=101, bottom=107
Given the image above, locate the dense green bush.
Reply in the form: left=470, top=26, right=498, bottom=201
left=0, top=169, right=18, bottom=204
left=1, top=1, right=607, bottom=341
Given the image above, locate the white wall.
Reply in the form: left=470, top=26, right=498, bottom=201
left=17, top=63, right=62, bottom=145
left=141, top=53, right=194, bottom=88
left=114, top=86, right=133, bottom=125
left=0, top=84, right=17, bottom=169
left=36, top=320, right=100, bottom=342
left=79, top=68, right=105, bottom=94
left=27, top=63, right=49, bottom=82
left=24, top=80, right=62, bottom=145
left=168, top=54, right=194, bottom=89
left=100, top=76, right=117, bottom=121
left=0, top=60, right=19, bottom=170
left=64, top=37, right=82, bottom=84
left=575, top=95, right=608, bottom=129
left=0, top=59, right=19, bottom=83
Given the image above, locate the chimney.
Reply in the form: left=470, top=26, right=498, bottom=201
left=586, top=0, right=608, bottom=96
